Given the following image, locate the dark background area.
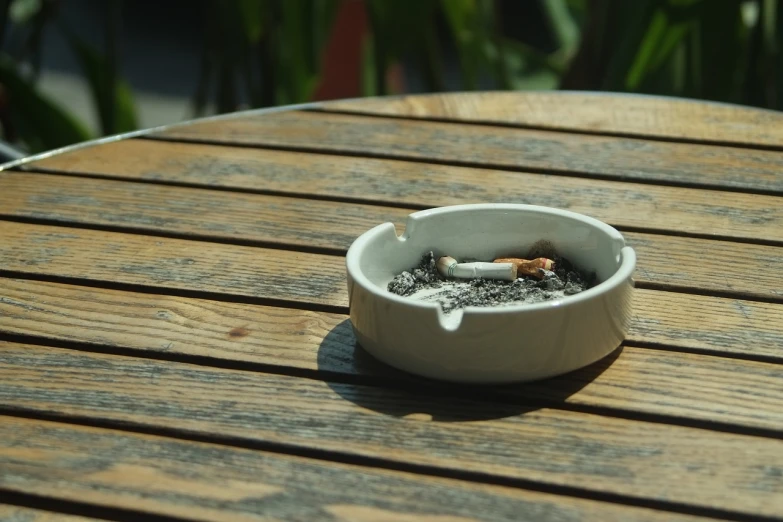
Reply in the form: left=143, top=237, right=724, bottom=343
left=41, top=1, right=203, bottom=97
left=1, top=0, right=780, bottom=155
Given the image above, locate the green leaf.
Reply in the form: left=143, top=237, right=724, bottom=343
left=365, top=1, right=389, bottom=95
left=441, top=0, right=507, bottom=90
left=114, top=77, right=137, bottom=132
left=697, top=0, right=744, bottom=102
left=774, top=0, right=783, bottom=109
left=270, top=0, right=337, bottom=104
left=367, top=0, right=441, bottom=92
left=9, top=0, right=41, bottom=24
left=311, top=0, right=340, bottom=63
left=368, top=0, right=439, bottom=58
left=559, top=0, right=659, bottom=90
left=511, top=69, right=560, bottom=91
left=541, top=0, right=580, bottom=54
left=503, top=38, right=565, bottom=74
left=601, top=0, right=660, bottom=90
left=237, top=0, right=265, bottom=44
left=278, top=0, right=317, bottom=103
left=625, top=9, right=692, bottom=91
left=365, top=0, right=443, bottom=95
left=496, top=36, right=562, bottom=92
left=625, top=10, right=667, bottom=89
left=565, top=0, right=587, bottom=13
left=361, top=31, right=377, bottom=96
left=0, top=53, right=91, bottom=152
left=60, top=25, right=138, bottom=134
left=441, top=0, right=475, bottom=40
left=441, top=0, right=480, bottom=88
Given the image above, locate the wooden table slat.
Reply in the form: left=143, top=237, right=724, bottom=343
left=2, top=342, right=782, bottom=518
left=152, top=110, right=783, bottom=194
left=0, top=170, right=403, bottom=254
left=0, top=505, right=100, bottom=522
left=0, top=416, right=712, bottom=522
left=0, top=221, right=347, bottom=309
left=6, top=167, right=783, bottom=246
left=1, top=220, right=781, bottom=319
left=1, top=279, right=782, bottom=430
left=2, top=92, right=782, bottom=521
left=321, top=92, right=783, bottom=149
left=2, top=277, right=781, bottom=363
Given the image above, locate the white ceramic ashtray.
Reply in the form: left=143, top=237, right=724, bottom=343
left=345, top=204, right=636, bottom=384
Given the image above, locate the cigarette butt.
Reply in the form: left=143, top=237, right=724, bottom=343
left=493, top=257, right=555, bottom=279
left=436, top=256, right=458, bottom=277
left=437, top=256, right=517, bottom=281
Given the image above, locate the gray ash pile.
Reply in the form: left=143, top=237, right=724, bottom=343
left=388, top=249, right=595, bottom=313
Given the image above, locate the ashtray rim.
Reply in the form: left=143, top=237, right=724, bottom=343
left=346, top=203, right=636, bottom=317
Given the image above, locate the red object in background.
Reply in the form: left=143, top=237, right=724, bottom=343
left=312, top=0, right=405, bottom=101
left=312, top=0, right=367, bottom=101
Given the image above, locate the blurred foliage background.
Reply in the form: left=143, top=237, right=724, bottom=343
left=0, top=0, right=780, bottom=154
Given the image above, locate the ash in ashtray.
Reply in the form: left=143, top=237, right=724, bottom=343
left=387, top=245, right=595, bottom=313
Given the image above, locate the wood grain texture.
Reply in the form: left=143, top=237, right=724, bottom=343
left=18, top=141, right=783, bottom=301
left=2, top=343, right=782, bottom=518
left=0, top=221, right=347, bottom=308
left=2, top=278, right=781, bottom=362
left=5, top=94, right=782, bottom=522
left=0, top=220, right=781, bottom=314
left=3, top=417, right=701, bottom=522
left=321, top=92, right=783, bottom=148
left=621, top=233, right=783, bottom=300
left=629, top=290, right=783, bottom=358
left=6, top=167, right=783, bottom=245
left=152, top=110, right=783, bottom=193
left=0, top=277, right=348, bottom=370
left=1, top=279, right=782, bottom=427
left=27, top=139, right=783, bottom=243
left=0, top=506, right=99, bottom=522
left=0, top=171, right=404, bottom=252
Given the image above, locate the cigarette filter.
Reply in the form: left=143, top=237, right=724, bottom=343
left=493, top=257, right=555, bottom=279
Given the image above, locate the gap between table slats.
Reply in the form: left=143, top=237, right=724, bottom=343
left=4, top=159, right=783, bottom=301
left=0, top=416, right=715, bottom=522
left=0, top=503, right=106, bottom=522
left=0, top=209, right=781, bottom=306
left=1, top=276, right=782, bottom=432
left=5, top=167, right=783, bottom=248
left=145, top=110, right=783, bottom=195
left=3, top=97, right=780, bottom=520
left=0, top=273, right=779, bottom=363
left=317, top=92, right=783, bottom=150
left=310, top=106, right=783, bottom=154
left=0, top=220, right=780, bottom=355
left=2, top=168, right=782, bottom=305
left=1, top=341, right=782, bottom=520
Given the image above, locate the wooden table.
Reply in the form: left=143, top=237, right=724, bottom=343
left=1, top=92, right=782, bottom=522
